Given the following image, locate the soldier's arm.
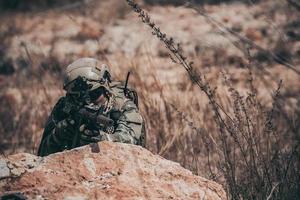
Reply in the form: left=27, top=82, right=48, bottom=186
left=103, top=99, right=145, bottom=147
left=38, top=117, right=63, bottom=156
left=38, top=98, right=72, bottom=156
left=38, top=117, right=77, bottom=156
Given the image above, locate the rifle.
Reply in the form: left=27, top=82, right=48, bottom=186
left=63, top=98, right=114, bottom=148
left=78, top=106, right=114, bottom=132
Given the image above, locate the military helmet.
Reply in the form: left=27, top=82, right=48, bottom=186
left=63, top=58, right=111, bottom=97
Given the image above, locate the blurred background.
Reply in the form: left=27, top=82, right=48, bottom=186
left=0, top=0, right=299, bottom=199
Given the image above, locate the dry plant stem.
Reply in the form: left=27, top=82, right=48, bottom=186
left=223, top=73, right=263, bottom=195
left=125, top=0, right=233, bottom=131
left=266, top=183, right=279, bottom=200
left=169, top=103, right=222, bottom=154
left=127, top=0, right=235, bottom=171
left=115, top=1, right=300, bottom=198
left=126, top=0, right=242, bottom=196
left=247, top=50, right=274, bottom=188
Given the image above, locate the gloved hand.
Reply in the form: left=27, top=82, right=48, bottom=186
left=53, top=118, right=76, bottom=141
left=79, top=124, right=102, bottom=145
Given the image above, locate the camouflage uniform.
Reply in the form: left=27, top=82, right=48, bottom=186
left=37, top=58, right=146, bottom=157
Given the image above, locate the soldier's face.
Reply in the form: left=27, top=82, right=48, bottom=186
left=89, top=87, right=107, bottom=105
left=94, top=94, right=107, bottom=105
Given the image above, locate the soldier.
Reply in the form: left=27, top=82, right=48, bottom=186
left=38, top=58, right=146, bottom=156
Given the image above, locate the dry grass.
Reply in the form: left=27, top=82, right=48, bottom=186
left=0, top=0, right=300, bottom=199
left=126, top=1, right=300, bottom=199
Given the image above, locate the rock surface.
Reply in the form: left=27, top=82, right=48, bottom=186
left=0, top=142, right=226, bottom=200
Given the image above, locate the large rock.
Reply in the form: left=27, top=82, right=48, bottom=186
left=0, top=142, right=226, bottom=200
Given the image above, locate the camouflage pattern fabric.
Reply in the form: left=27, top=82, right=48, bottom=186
left=37, top=81, right=146, bottom=157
